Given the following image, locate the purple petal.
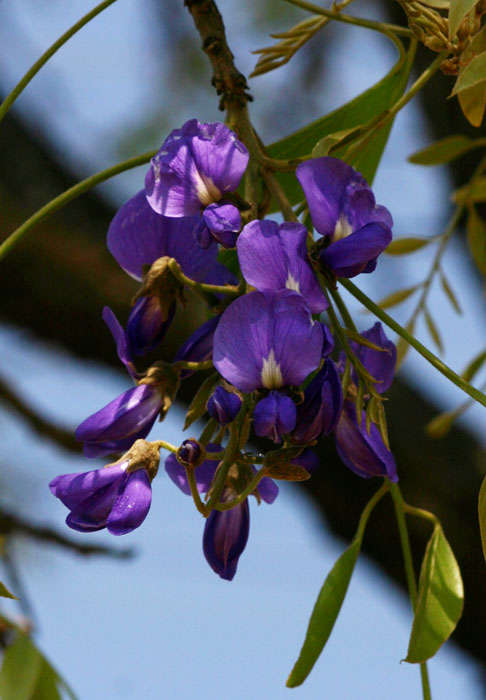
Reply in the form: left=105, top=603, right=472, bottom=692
left=207, top=386, right=242, bottom=425
left=49, top=463, right=126, bottom=511
left=255, top=474, right=279, bottom=504
left=320, top=222, right=392, bottom=278
left=213, top=291, right=323, bottom=392
left=76, top=384, right=162, bottom=456
left=107, top=191, right=234, bottom=286
left=335, top=401, right=398, bottom=481
left=107, top=469, right=152, bottom=535
left=293, top=448, right=320, bottom=474
left=127, top=297, right=175, bottom=356
left=165, top=443, right=220, bottom=495
left=296, top=158, right=365, bottom=237
left=237, top=220, right=327, bottom=313
left=253, top=391, right=296, bottom=443
left=66, top=476, right=125, bottom=532
left=351, top=322, right=396, bottom=394
left=203, top=499, right=250, bottom=581
left=320, top=322, right=335, bottom=357
left=203, top=203, right=241, bottom=248
left=293, top=359, right=343, bottom=443
left=145, top=120, right=249, bottom=217
left=102, top=307, right=137, bottom=379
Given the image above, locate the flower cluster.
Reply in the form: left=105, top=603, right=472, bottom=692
left=50, top=120, right=396, bottom=581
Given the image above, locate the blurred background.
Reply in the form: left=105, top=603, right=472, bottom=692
left=0, top=1, right=485, bottom=698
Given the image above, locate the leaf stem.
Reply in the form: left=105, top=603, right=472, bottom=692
left=0, top=150, right=156, bottom=261
left=0, top=0, right=121, bottom=124
left=167, top=258, right=240, bottom=296
left=339, top=278, right=486, bottom=407
left=390, top=483, right=432, bottom=700
left=152, top=439, right=178, bottom=453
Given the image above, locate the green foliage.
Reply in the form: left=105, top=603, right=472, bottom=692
left=425, top=410, right=456, bottom=438
left=448, top=0, right=480, bottom=39
left=461, top=348, right=486, bottom=382
left=439, top=271, right=462, bottom=314
left=466, top=207, right=486, bottom=273
left=478, top=475, right=486, bottom=560
left=265, top=38, right=411, bottom=210
left=0, top=631, right=71, bottom=700
left=0, top=581, right=17, bottom=599
left=452, top=52, right=486, bottom=96
left=405, top=527, right=464, bottom=663
left=424, top=308, right=443, bottom=354
left=183, top=371, right=219, bottom=430
left=385, top=237, right=433, bottom=254
left=376, top=285, right=421, bottom=310
left=286, top=539, right=360, bottom=687
left=408, top=135, right=486, bottom=165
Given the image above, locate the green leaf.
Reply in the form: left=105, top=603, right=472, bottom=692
left=454, top=177, right=486, bottom=205
left=422, top=0, right=449, bottom=6
left=286, top=539, right=360, bottom=687
left=458, top=82, right=486, bottom=127
left=183, top=371, right=219, bottom=430
left=406, top=527, right=464, bottom=663
left=385, top=237, right=432, bottom=254
left=451, top=51, right=486, bottom=95
left=408, top=135, right=484, bottom=165
left=376, top=284, right=420, bottom=310
left=32, top=660, right=62, bottom=700
left=439, top=271, right=462, bottom=314
left=479, top=475, right=486, bottom=560
left=0, top=581, right=17, bottom=599
left=466, top=207, right=486, bottom=273
left=311, top=126, right=363, bottom=158
left=266, top=37, right=410, bottom=209
left=449, top=0, right=480, bottom=39
left=424, top=308, right=444, bottom=354
left=461, top=348, right=486, bottom=382
left=217, top=247, right=239, bottom=277
left=425, top=411, right=456, bottom=439
left=0, top=633, right=42, bottom=700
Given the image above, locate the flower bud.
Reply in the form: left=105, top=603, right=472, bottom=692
left=207, top=386, right=242, bottom=425
left=177, top=439, right=203, bottom=467
left=203, top=493, right=250, bottom=581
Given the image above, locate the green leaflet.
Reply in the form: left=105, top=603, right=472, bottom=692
left=461, top=348, right=486, bottom=383
left=408, top=134, right=486, bottom=165
left=265, top=36, right=411, bottom=211
left=183, top=371, right=219, bottom=430
left=448, top=0, right=480, bottom=39
left=385, top=237, right=432, bottom=254
left=405, top=527, right=464, bottom=663
left=0, top=633, right=42, bottom=700
left=286, top=539, right=360, bottom=687
left=479, top=475, right=486, bottom=560
left=375, top=284, right=421, bottom=310
left=467, top=207, right=486, bottom=274
left=452, top=52, right=486, bottom=96
left=0, top=581, right=17, bottom=599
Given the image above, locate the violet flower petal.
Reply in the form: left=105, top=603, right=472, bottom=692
left=293, top=359, right=343, bottom=443
left=107, top=469, right=152, bottom=535
left=203, top=499, right=250, bottom=581
left=255, top=474, right=279, bottom=504
left=213, top=291, right=323, bottom=393
left=203, top=203, right=241, bottom=248
left=49, top=463, right=126, bottom=511
left=237, top=220, right=327, bottom=313
left=127, top=298, right=175, bottom=357
left=335, top=401, right=398, bottom=481
left=66, top=477, right=125, bottom=532
left=107, top=190, right=234, bottom=286
left=207, top=386, right=242, bottom=425
left=320, top=222, right=392, bottom=278
left=351, top=322, right=396, bottom=394
left=102, top=307, right=137, bottom=379
left=253, top=391, right=296, bottom=443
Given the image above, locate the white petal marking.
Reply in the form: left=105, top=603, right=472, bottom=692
left=261, top=349, right=284, bottom=389
left=285, top=272, right=301, bottom=293
left=333, top=215, right=353, bottom=241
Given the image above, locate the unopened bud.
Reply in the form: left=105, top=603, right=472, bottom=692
left=207, top=386, right=242, bottom=425
left=177, top=439, right=204, bottom=467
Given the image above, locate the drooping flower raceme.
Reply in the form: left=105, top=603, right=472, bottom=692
left=145, top=120, right=249, bottom=248
left=296, top=157, right=393, bottom=278
left=237, top=220, right=327, bottom=312
left=50, top=440, right=159, bottom=534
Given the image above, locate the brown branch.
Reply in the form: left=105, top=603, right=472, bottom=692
left=0, top=374, right=81, bottom=454
left=0, top=510, right=133, bottom=559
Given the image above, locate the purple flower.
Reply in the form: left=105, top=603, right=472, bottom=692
left=165, top=443, right=221, bottom=495
left=203, top=496, right=250, bottom=581
left=76, top=383, right=163, bottom=458
left=292, top=448, right=320, bottom=474
left=145, top=120, right=248, bottom=249
left=350, top=322, right=396, bottom=394
left=174, top=315, right=220, bottom=380
left=296, top=157, right=392, bottom=278
left=49, top=443, right=156, bottom=535
left=207, top=386, right=242, bottom=425
left=126, top=297, right=176, bottom=357
left=334, top=401, right=398, bottom=481
left=213, top=290, right=323, bottom=393
left=320, top=322, right=335, bottom=357
left=253, top=391, right=296, bottom=443
left=237, top=220, right=327, bottom=312
left=293, top=359, right=343, bottom=443
left=145, top=120, right=248, bottom=217
left=107, top=190, right=236, bottom=285
left=102, top=306, right=138, bottom=379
